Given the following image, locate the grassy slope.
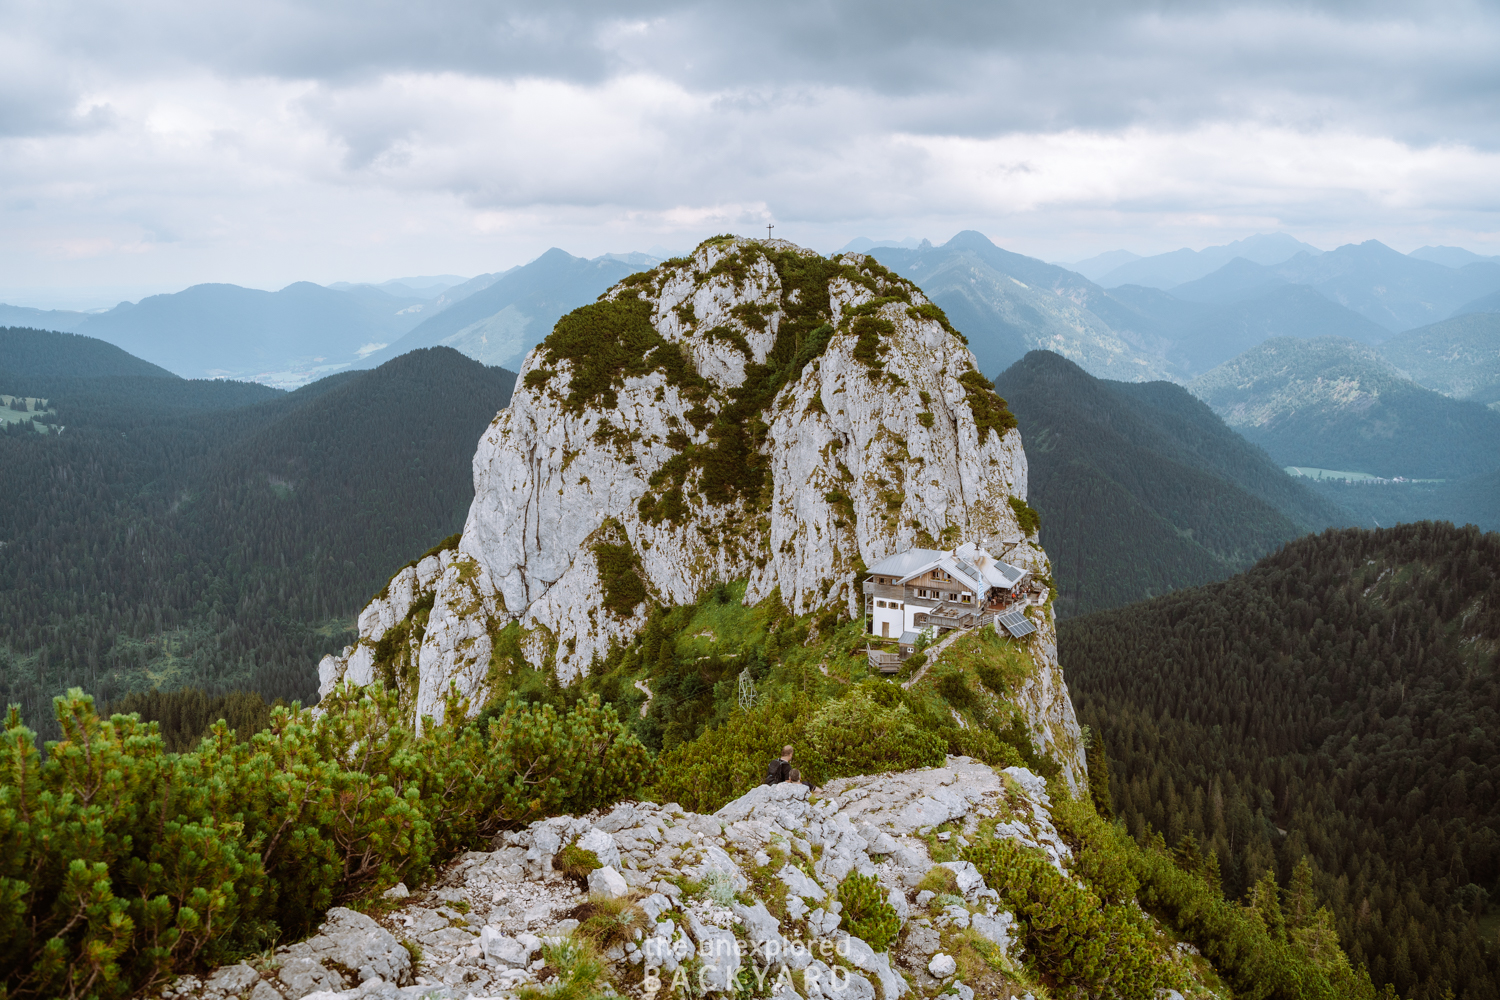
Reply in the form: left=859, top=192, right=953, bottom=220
left=478, top=580, right=1059, bottom=813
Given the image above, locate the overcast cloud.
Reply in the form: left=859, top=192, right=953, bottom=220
left=2, top=0, right=1498, bottom=304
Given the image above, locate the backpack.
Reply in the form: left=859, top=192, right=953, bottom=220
left=765, top=758, right=785, bottom=785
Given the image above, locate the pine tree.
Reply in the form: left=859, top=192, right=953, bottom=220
left=1203, top=850, right=1223, bottom=895
left=1285, top=856, right=1317, bottom=931
left=1086, top=740, right=1114, bottom=820
left=1247, top=869, right=1285, bottom=942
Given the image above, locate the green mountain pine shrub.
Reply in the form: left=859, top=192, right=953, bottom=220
left=804, top=686, right=945, bottom=777
left=1046, top=794, right=1393, bottom=1000
left=835, top=871, right=900, bottom=952
left=592, top=521, right=647, bottom=618
left=958, top=369, right=1018, bottom=441
left=101, top=689, right=277, bottom=753
left=0, top=685, right=650, bottom=1000
left=1006, top=495, right=1040, bottom=536
left=964, top=832, right=1178, bottom=997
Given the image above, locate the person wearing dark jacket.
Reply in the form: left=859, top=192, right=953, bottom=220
left=765, top=745, right=794, bottom=785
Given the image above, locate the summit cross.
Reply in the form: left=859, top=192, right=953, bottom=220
left=766, top=223, right=774, bottom=241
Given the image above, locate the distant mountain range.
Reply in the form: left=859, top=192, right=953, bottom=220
left=868, top=232, right=1480, bottom=383
left=0, top=251, right=651, bottom=388
left=1455, top=288, right=1500, bottom=317
left=5, top=231, right=1498, bottom=406
left=1188, top=336, right=1500, bottom=480
left=1185, top=241, right=1500, bottom=332
left=1051, top=237, right=1500, bottom=378
left=838, top=237, right=925, bottom=252
left=1055, top=248, right=1141, bottom=282
left=327, top=274, right=470, bottom=299
left=1409, top=245, right=1500, bottom=268
left=1085, top=233, right=1323, bottom=288
left=353, top=249, right=658, bottom=372
left=993, top=350, right=1343, bottom=617
left=1, top=283, right=431, bottom=385
left=1165, top=284, right=1392, bottom=376
left=869, top=232, right=1179, bottom=381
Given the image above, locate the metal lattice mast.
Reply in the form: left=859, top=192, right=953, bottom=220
left=737, top=667, right=757, bottom=712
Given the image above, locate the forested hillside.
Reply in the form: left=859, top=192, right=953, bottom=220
left=1380, top=312, right=1500, bottom=402
left=1301, top=471, right=1500, bottom=534
left=1, top=325, right=178, bottom=379
left=1190, top=336, right=1500, bottom=479
left=0, top=343, right=515, bottom=735
left=1064, top=523, right=1500, bottom=998
left=994, top=350, right=1345, bottom=616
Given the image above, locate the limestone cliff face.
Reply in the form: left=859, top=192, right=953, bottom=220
left=318, top=237, right=1084, bottom=782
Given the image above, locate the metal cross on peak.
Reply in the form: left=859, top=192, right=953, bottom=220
left=766, top=223, right=774, bottom=241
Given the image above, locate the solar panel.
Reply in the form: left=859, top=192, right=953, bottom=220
left=998, top=608, right=1036, bottom=638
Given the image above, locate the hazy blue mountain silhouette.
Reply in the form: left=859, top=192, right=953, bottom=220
left=1167, top=257, right=1291, bottom=303
left=1055, top=249, right=1141, bottom=282
left=1093, top=233, right=1320, bottom=289
left=869, top=231, right=1176, bottom=381
left=356, top=249, right=657, bottom=372
left=1165, top=284, right=1391, bottom=374
left=1453, top=288, right=1500, bottom=317
left=1379, top=313, right=1500, bottom=403
left=72, top=281, right=427, bottom=380
left=1177, top=241, right=1500, bottom=333
left=1189, top=336, right=1500, bottom=479
left=0, top=303, right=89, bottom=334
left=1409, top=246, right=1500, bottom=268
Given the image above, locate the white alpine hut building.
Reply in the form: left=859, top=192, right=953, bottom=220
left=863, top=541, right=1033, bottom=646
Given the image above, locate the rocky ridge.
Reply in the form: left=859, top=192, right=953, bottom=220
left=316, top=237, right=1084, bottom=781
left=161, top=757, right=1165, bottom=1000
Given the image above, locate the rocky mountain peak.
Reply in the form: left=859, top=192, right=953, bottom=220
left=318, top=236, right=1070, bottom=768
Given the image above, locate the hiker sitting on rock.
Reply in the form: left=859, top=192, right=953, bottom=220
left=766, top=747, right=816, bottom=790
left=766, top=745, right=794, bottom=785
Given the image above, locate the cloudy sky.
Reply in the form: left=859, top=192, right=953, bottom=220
left=3, top=0, right=1498, bottom=306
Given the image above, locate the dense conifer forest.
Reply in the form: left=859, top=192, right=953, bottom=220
left=994, top=350, right=1346, bottom=617
left=0, top=325, right=179, bottom=379
left=1063, top=522, right=1500, bottom=998
left=0, top=342, right=514, bottom=736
